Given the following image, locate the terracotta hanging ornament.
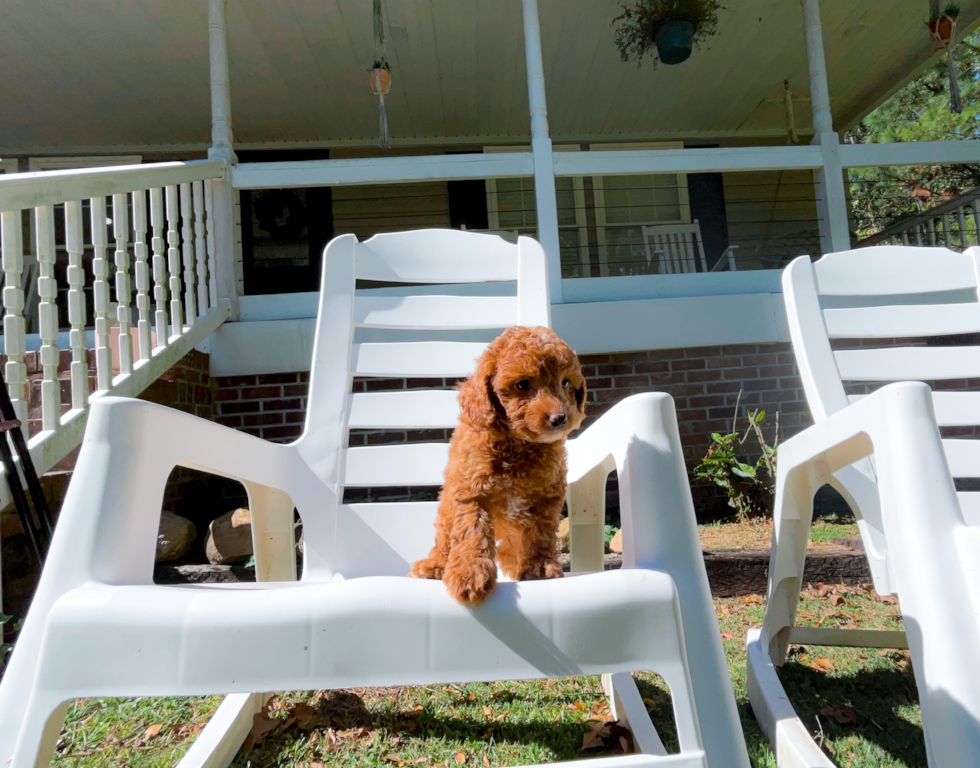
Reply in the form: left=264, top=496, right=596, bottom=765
left=370, top=0, right=392, bottom=148
left=928, top=1, right=963, bottom=113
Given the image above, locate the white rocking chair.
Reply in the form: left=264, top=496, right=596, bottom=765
left=747, top=245, right=980, bottom=767
left=0, top=229, right=747, bottom=768
left=641, top=222, right=738, bottom=275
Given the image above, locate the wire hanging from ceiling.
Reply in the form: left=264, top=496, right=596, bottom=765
left=370, top=0, right=392, bottom=148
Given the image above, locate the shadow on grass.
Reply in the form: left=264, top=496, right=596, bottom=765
left=234, top=689, right=628, bottom=766
left=773, top=662, right=925, bottom=767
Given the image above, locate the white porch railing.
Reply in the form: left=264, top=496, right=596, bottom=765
left=859, top=187, right=980, bottom=250
left=0, top=160, right=231, bottom=510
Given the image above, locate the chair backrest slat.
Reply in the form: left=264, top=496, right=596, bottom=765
left=823, top=303, right=980, bottom=339
left=812, top=245, right=976, bottom=296
left=351, top=341, right=489, bottom=378
left=641, top=221, right=708, bottom=275
left=354, top=295, right=518, bottom=330
left=850, top=391, right=980, bottom=428
left=355, top=229, right=519, bottom=283
left=331, top=502, right=441, bottom=578
left=347, top=390, right=459, bottom=430
left=344, top=443, right=450, bottom=487
left=834, top=346, right=980, bottom=382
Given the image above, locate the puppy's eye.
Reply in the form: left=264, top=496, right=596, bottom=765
left=562, top=379, right=570, bottom=389
left=516, top=380, right=531, bottom=392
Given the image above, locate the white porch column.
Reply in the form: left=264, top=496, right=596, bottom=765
left=802, top=0, right=851, bottom=254
left=207, top=0, right=241, bottom=319
left=521, top=0, right=563, bottom=303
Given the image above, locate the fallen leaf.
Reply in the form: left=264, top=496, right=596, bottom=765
left=740, top=595, right=763, bottom=604
left=310, top=763, right=324, bottom=768
left=383, top=757, right=406, bottom=766
left=581, top=730, right=605, bottom=751
left=291, top=703, right=319, bottom=731
left=810, top=658, right=836, bottom=671
left=483, top=755, right=490, bottom=768
left=143, top=724, right=163, bottom=740
left=494, top=712, right=510, bottom=722
left=642, top=697, right=657, bottom=706
left=409, top=759, right=429, bottom=765
left=483, top=706, right=492, bottom=717
left=467, top=693, right=476, bottom=701
left=454, top=752, right=467, bottom=764
left=830, top=595, right=845, bottom=606
left=244, top=713, right=280, bottom=750
left=413, top=705, right=425, bottom=712
left=818, top=704, right=856, bottom=724
left=721, top=631, right=734, bottom=640
left=573, top=701, right=588, bottom=713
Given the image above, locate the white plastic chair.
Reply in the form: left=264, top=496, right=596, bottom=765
left=0, top=229, right=748, bottom=768
left=641, top=222, right=738, bottom=274
left=747, top=245, right=980, bottom=767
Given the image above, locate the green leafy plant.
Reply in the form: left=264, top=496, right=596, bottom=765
left=613, top=0, right=725, bottom=67
left=604, top=525, right=618, bottom=545
left=929, top=3, right=961, bottom=23
left=1, top=612, right=20, bottom=661
left=694, top=393, right=778, bottom=521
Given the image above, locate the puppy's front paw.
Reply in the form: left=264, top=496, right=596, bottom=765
left=518, top=557, right=564, bottom=581
left=408, top=557, right=445, bottom=580
left=444, top=557, right=497, bottom=603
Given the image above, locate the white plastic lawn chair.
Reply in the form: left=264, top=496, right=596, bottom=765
left=0, top=229, right=747, bottom=768
left=747, top=245, right=980, bottom=767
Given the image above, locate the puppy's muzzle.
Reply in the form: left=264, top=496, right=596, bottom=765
left=549, top=412, right=567, bottom=428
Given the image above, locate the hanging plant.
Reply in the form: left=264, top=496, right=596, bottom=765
left=370, top=0, right=392, bottom=148
left=613, top=0, right=725, bottom=68
left=370, top=60, right=392, bottom=96
left=928, top=3, right=960, bottom=48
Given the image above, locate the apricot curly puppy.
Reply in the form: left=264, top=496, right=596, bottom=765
left=408, top=326, right=586, bottom=603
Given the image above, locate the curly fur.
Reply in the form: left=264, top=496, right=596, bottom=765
left=408, top=326, right=587, bottom=603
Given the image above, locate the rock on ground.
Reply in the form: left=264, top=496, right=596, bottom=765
left=609, top=528, right=623, bottom=554
left=206, top=507, right=253, bottom=565
left=557, top=517, right=570, bottom=553
left=156, top=511, right=196, bottom=563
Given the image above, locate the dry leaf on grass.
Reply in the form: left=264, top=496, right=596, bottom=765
left=721, top=631, right=735, bottom=640
left=809, top=658, right=836, bottom=671
left=454, top=751, right=467, bottom=764
left=483, top=706, right=492, bottom=718
left=740, top=595, right=763, bottom=604
left=384, top=757, right=406, bottom=767
left=244, top=713, right=281, bottom=750
left=818, top=704, right=857, bottom=724
left=483, top=755, right=491, bottom=768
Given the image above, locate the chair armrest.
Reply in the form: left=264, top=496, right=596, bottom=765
left=762, top=381, right=957, bottom=657
left=46, top=397, right=327, bottom=587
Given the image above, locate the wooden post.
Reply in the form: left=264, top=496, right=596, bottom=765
left=521, top=0, right=563, bottom=303
left=802, top=0, right=851, bottom=254
left=208, top=0, right=241, bottom=319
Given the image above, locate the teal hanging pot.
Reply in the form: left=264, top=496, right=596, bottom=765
left=655, top=19, right=696, bottom=65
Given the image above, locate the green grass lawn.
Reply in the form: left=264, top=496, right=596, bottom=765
left=50, top=582, right=919, bottom=768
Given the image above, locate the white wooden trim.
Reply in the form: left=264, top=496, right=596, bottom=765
left=231, top=153, right=534, bottom=190
left=209, top=291, right=785, bottom=376
left=0, top=160, right=19, bottom=174
left=0, top=160, right=225, bottom=213
left=840, top=141, right=980, bottom=168
left=27, top=156, right=142, bottom=172
left=207, top=0, right=237, bottom=163
left=554, top=145, right=823, bottom=176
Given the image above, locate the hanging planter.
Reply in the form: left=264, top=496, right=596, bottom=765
left=928, top=4, right=959, bottom=48
left=613, top=0, right=725, bottom=68
left=370, top=61, right=391, bottom=96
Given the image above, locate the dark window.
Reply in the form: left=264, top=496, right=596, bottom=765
left=239, top=150, right=334, bottom=295
left=686, top=146, right=730, bottom=271
left=448, top=179, right=489, bottom=231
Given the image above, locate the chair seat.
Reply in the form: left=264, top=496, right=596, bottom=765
left=38, top=569, right=684, bottom=699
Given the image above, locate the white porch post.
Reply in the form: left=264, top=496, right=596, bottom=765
left=521, top=0, right=563, bottom=303
left=207, top=0, right=241, bottom=319
left=802, top=0, right=851, bottom=254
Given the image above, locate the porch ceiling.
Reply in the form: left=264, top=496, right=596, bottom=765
left=2, top=0, right=976, bottom=154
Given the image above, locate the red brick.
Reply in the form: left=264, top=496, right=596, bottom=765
left=706, top=381, right=742, bottom=394
left=219, top=401, right=261, bottom=414
left=365, top=379, right=406, bottom=392
left=285, top=410, right=307, bottom=424
left=258, top=373, right=299, bottom=385
left=244, top=412, right=284, bottom=427
left=634, top=361, right=670, bottom=374
left=586, top=377, right=613, bottom=389
left=722, top=367, right=759, bottom=380
left=670, top=358, right=706, bottom=371
left=241, top=386, right=282, bottom=400
left=760, top=365, right=794, bottom=377
left=284, top=384, right=309, bottom=397
left=262, top=425, right=302, bottom=441
left=689, top=395, right=725, bottom=408
left=215, top=388, right=240, bottom=401
left=262, top=398, right=302, bottom=412
left=685, top=369, right=722, bottom=383
left=217, top=375, right=257, bottom=387
left=613, top=375, right=650, bottom=388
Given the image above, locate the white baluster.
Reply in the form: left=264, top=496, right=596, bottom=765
left=64, top=200, right=88, bottom=410
left=112, top=193, right=133, bottom=375
left=132, top=190, right=152, bottom=362
left=942, top=213, right=953, bottom=247
left=193, top=181, right=208, bottom=320
left=204, top=180, right=218, bottom=311
left=1, top=211, right=28, bottom=429
left=150, top=188, right=169, bottom=346
left=165, top=185, right=183, bottom=336
left=34, top=206, right=61, bottom=432
left=179, top=183, right=197, bottom=325
left=90, top=197, right=112, bottom=391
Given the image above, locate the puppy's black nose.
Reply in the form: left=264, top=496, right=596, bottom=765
left=550, top=413, right=567, bottom=428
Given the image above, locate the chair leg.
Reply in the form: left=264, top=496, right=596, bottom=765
left=243, top=482, right=297, bottom=582
left=10, top=693, right=68, bottom=768
left=567, top=464, right=606, bottom=573
left=603, top=672, right=668, bottom=756
left=175, top=693, right=270, bottom=768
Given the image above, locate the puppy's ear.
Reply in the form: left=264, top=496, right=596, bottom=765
left=458, top=345, right=501, bottom=427
left=575, top=379, right=587, bottom=414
